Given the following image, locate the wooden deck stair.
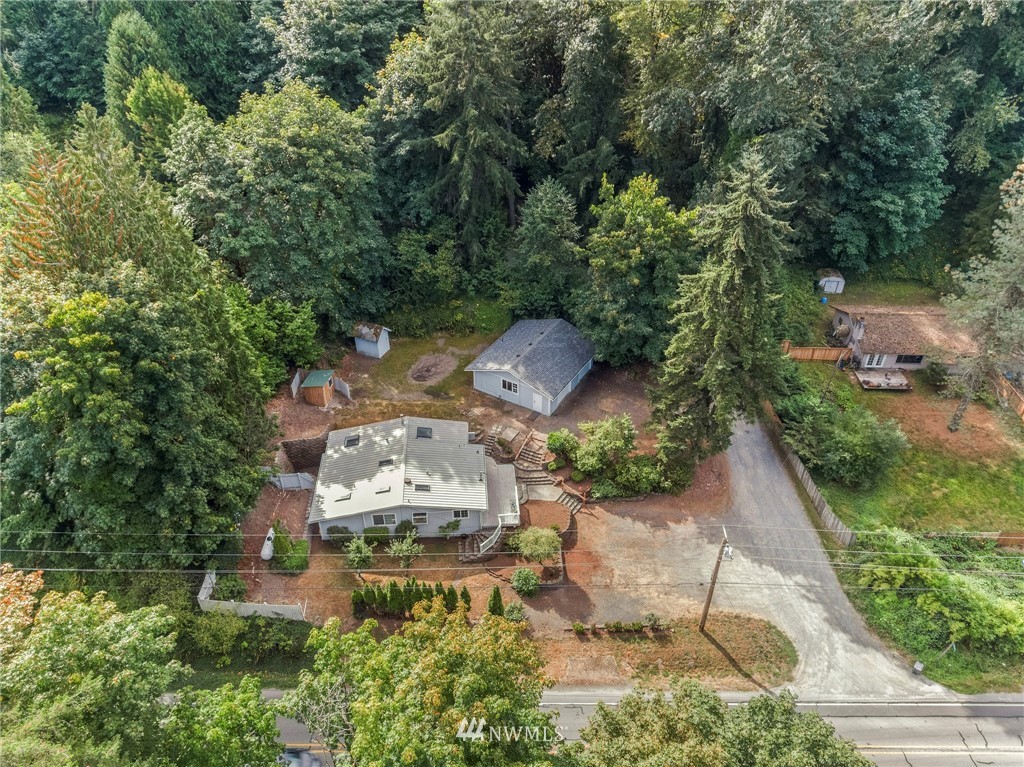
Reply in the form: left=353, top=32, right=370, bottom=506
left=458, top=527, right=507, bottom=562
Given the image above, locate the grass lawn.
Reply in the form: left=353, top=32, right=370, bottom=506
left=178, top=653, right=309, bottom=691
left=538, top=611, right=798, bottom=690
left=835, top=278, right=942, bottom=306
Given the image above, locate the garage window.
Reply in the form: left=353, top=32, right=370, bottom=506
left=501, top=379, right=518, bottom=394
left=895, top=354, right=924, bottom=365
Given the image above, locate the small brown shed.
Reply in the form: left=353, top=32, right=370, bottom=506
left=301, top=370, right=335, bottom=407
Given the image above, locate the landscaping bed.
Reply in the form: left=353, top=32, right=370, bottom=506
left=537, top=611, right=797, bottom=690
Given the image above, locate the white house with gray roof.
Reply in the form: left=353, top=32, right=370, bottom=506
left=307, top=416, right=519, bottom=540
left=465, top=319, right=595, bottom=415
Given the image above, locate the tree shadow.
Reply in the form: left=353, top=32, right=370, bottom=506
left=701, top=630, right=776, bottom=694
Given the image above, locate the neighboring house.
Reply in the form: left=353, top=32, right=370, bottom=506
left=817, top=268, right=845, bottom=294
left=301, top=370, right=335, bottom=407
left=830, top=305, right=978, bottom=370
left=307, top=417, right=520, bottom=540
left=465, top=319, right=595, bottom=415
left=352, top=322, right=391, bottom=358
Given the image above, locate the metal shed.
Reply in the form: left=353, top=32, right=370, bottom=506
left=817, top=269, right=846, bottom=294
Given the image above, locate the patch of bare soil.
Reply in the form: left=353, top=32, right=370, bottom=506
left=537, top=610, right=796, bottom=690
left=266, top=382, right=337, bottom=443
left=408, top=353, right=458, bottom=385
left=523, top=501, right=571, bottom=532
left=867, top=387, right=1020, bottom=461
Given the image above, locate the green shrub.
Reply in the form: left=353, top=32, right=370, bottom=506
left=574, top=415, right=636, bottom=476
left=572, top=621, right=587, bottom=634
left=460, top=585, right=472, bottom=610
left=325, top=526, right=355, bottom=548
left=613, top=454, right=666, bottom=495
left=271, top=520, right=293, bottom=559
left=920, top=362, right=949, bottom=390
left=281, top=540, right=309, bottom=571
left=363, top=526, right=390, bottom=546
left=238, top=617, right=311, bottom=664
left=590, top=478, right=625, bottom=499
left=487, top=585, right=505, bottom=616
left=510, top=527, right=561, bottom=563
left=394, top=519, right=417, bottom=537
left=570, top=469, right=585, bottom=483
left=547, top=457, right=566, bottom=471
left=211, top=574, right=247, bottom=601
left=191, top=611, right=246, bottom=666
left=504, top=601, right=526, bottom=622
left=606, top=620, right=624, bottom=632
left=511, top=568, right=540, bottom=597
left=547, top=428, right=580, bottom=459
left=777, top=391, right=909, bottom=488
left=439, top=520, right=461, bottom=538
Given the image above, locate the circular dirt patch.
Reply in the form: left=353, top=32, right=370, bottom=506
left=408, top=353, right=458, bottom=385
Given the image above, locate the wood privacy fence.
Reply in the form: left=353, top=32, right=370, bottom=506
left=994, top=375, right=1024, bottom=424
left=197, top=571, right=307, bottom=621
left=762, top=402, right=857, bottom=547
left=781, top=340, right=852, bottom=363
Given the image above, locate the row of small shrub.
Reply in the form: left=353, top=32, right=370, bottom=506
left=183, top=611, right=312, bottom=668
left=352, top=578, right=471, bottom=619
left=547, top=415, right=670, bottom=497
left=571, top=613, right=668, bottom=634
left=271, top=520, right=310, bottom=571
left=774, top=363, right=909, bottom=489
left=325, top=518, right=461, bottom=549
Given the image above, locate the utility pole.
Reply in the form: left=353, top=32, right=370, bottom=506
left=699, top=526, right=731, bottom=633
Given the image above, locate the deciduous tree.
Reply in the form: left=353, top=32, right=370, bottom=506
left=572, top=174, right=697, bottom=365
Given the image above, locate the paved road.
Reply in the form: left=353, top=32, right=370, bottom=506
left=695, top=420, right=951, bottom=699
left=277, top=692, right=1024, bottom=767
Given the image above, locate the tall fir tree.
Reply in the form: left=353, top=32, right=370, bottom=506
left=504, top=178, right=584, bottom=319
left=421, top=0, right=525, bottom=262
left=103, top=11, right=174, bottom=142
left=652, top=149, right=791, bottom=486
left=487, top=585, right=505, bottom=617
left=945, top=159, right=1024, bottom=431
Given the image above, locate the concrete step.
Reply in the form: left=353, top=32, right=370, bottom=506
left=556, top=491, right=583, bottom=513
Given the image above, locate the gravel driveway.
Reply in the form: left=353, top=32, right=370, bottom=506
left=703, top=420, right=953, bottom=699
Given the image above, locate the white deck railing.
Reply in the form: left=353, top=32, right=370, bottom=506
left=479, top=501, right=521, bottom=554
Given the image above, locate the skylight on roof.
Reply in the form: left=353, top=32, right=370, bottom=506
left=414, top=484, right=430, bottom=492
left=375, top=486, right=390, bottom=494
left=379, top=458, right=394, bottom=467
left=416, top=427, right=432, bottom=439
left=344, top=435, right=359, bottom=447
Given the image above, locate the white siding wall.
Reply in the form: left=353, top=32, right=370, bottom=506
left=471, top=371, right=552, bottom=414
left=318, top=506, right=482, bottom=539
left=549, top=358, right=594, bottom=414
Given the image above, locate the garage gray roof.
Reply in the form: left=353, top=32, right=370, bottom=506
left=465, top=319, right=595, bottom=399
left=308, top=417, right=486, bottom=525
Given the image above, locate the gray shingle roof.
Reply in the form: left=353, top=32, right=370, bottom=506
left=465, top=319, right=595, bottom=399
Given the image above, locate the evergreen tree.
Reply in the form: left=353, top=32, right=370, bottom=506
left=421, top=0, right=526, bottom=260
left=103, top=11, right=174, bottom=141
left=945, top=159, right=1024, bottom=431
left=487, top=585, right=505, bottom=617
left=572, top=175, right=697, bottom=365
left=445, top=585, right=458, bottom=612
left=504, top=178, right=584, bottom=319
left=386, top=581, right=403, bottom=616
left=270, top=0, right=420, bottom=109
left=125, top=67, right=194, bottom=179
left=652, top=149, right=791, bottom=486
left=460, top=585, right=472, bottom=610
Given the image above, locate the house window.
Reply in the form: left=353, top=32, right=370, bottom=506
left=895, top=354, right=924, bottom=365
left=415, top=484, right=430, bottom=492
left=344, top=435, right=359, bottom=447
left=452, top=509, right=469, bottom=520
left=412, top=512, right=428, bottom=525
left=501, top=379, right=518, bottom=394
left=378, top=458, right=394, bottom=467
left=372, top=513, right=396, bottom=526
left=863, top=354, right=885, bottom=368
left=416, top=426, right=432, bottom=439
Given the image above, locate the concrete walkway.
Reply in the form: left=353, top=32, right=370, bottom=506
left=705, top=420, right=951, bottom=699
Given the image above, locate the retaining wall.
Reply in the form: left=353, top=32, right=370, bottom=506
left=197, top=571, right=306, bottom=621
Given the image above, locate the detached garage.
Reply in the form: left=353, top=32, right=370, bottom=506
left=465, top=319, right=594, bottom=416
